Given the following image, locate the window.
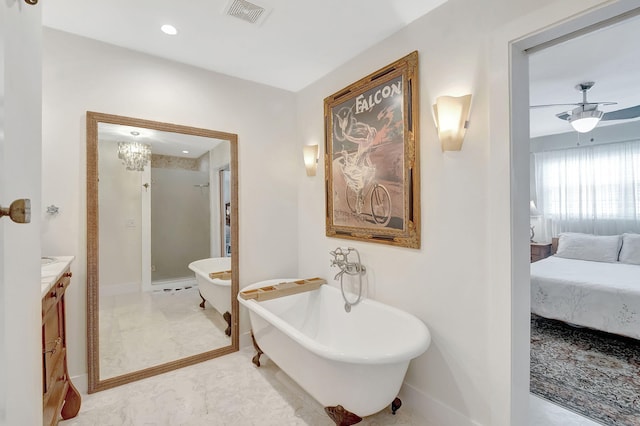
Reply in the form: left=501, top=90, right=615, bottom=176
left=533, top=140, right=640, bottom=235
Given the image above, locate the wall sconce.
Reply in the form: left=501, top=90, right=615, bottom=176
left=433, top=94, right=472, bottom=151
left=303, top=144, right=319, bottom=176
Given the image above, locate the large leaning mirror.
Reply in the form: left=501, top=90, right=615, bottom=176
left=86, top=111, right=239, bottom=392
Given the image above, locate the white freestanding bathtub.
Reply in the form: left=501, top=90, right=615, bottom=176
left=238, top=279, right=431, bottom=424
left=188, top=257, right=232, bottom=335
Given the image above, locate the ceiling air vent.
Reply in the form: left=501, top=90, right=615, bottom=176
left=224, top=0, right=270, bottom=25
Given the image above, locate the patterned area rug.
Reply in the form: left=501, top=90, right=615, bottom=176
left=530, top=314, right=640, bottom=426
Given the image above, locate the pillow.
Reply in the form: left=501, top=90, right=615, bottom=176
left=555, top=232, right=621, bottom=263
left=618, top=233, right=640, bottom=265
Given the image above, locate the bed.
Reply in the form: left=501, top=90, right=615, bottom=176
left=530, top=232, right=640, bottom=340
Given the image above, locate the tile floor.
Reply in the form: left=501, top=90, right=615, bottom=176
left=61, top=348, right=419, bottom=425
left=529, top=395, right=603, bottom=426
left=99, top=286, right=230, bottom=379
left=78, top=286, right=603, bottom=425
left=61, top=347, right=602, bottom=425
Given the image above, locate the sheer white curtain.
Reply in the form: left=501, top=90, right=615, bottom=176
left=533, top=140, right=640, bottom=237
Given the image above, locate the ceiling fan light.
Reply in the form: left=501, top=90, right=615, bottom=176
left=569, top=109, right=603, bottom=133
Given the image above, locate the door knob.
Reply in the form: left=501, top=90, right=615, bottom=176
left=0, top=199, right=31, bottom=223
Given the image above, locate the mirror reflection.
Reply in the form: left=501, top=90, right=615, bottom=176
left=87, top=112, right=238, bottom=392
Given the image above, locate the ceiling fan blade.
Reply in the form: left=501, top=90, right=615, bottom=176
left=530, top=103, right=581, bottom=109
left=555, top=112, right=571, bottom=121
left=530, top=102, right=616, bottom=109
left=601, top=105, right=640, bottom=121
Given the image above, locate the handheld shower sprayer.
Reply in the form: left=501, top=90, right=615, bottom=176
left=329, top=247, right=366, bottom=312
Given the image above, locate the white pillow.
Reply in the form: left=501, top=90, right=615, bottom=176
left=555, top=232, right=621, bottom=263
left=618, top=233, right=640, bottom=265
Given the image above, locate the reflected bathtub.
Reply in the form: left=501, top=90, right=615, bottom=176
left=238, top=278, right=431, bottom=422
left=188, top=257, right=231, bottom=335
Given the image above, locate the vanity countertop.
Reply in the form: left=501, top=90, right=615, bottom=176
left=41, top=256, right=75, bottom=298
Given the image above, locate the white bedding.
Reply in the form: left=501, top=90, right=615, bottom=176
left=531, top=256, right=640, bottom=340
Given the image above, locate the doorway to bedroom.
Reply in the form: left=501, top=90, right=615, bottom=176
left=525, top=11, right=640, bottom=426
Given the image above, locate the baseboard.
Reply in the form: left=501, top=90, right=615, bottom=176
left=148, top=277, right=197, bottom=292
left=399, top=382, right=482, bottom=426
left=101, top=278, right=197, bottom=296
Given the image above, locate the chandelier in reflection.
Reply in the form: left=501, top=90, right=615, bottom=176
left=117, top=141, right=151, bottom=171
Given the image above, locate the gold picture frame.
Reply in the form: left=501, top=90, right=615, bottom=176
left=324, top=51, right=420, bottom=248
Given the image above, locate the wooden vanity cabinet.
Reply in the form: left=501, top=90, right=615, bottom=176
left=42, top=269, right=80, bottom=425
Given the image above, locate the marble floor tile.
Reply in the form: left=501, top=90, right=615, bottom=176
left=529, top=394, right=603, bottom=426
left=61, top=348, right=424, bottom=426
left=99, top=287, right=230, bottom=380
left=62, top=345, right=602, bottom=425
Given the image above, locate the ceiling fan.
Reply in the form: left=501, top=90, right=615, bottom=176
left=531, top=81, right=640, bottom=133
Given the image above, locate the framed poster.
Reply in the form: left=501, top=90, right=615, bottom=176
left=324, top=51, right=420, bottom=248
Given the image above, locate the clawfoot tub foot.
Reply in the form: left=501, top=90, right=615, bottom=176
left=251, top=331, right=264, bottom=367
left=223, top=311, right=231, bottom=336
left=324, top=405, right=362, bottom=426
left=391, top=397, right=402, bottom=415
left=198, top=291, right=206, bottom=309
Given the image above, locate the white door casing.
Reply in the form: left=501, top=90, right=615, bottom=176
left=0, top=1, right=43, bottom=425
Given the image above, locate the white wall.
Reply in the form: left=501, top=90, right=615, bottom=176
left=38, top=0, right=623, bottom=423
left=98, top=141, right=142, bottom=290
left=42, top=28, right=299, bottom=381
left=295, top=0, right=611, bottom=425
left=0, top=2, right=42, bottom=425
left=531, top=120, right=640, bottom=152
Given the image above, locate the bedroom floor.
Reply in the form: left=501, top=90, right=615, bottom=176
left=60, top=347, right=599, bottom=425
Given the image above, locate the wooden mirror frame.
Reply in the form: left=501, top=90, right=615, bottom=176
left=86, top=111, right=239, bottom=393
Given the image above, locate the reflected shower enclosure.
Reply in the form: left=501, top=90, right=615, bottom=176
left=150, top=166, right=210, bottom=286
left=97, top=129, right=230, bottom=292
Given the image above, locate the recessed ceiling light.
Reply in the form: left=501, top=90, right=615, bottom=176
left=182, top=150, right=189, bottom=154
left=161, top=24, right=178, bottom=35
